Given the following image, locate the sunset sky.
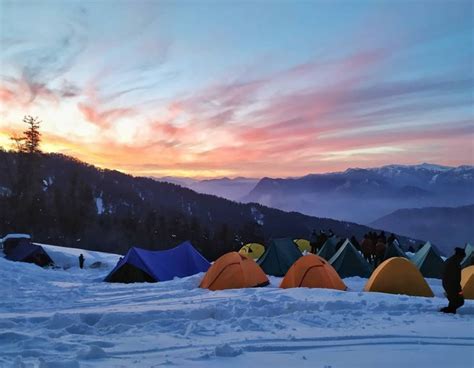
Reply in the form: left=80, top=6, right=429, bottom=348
left=0, top=0, right=473, bottom=178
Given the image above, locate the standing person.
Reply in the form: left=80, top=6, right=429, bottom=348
left=310, top=229, right=319, bottom=254
left=441, top=247, right=466, bottom=314
left=79, top=254, right=85, bottom=269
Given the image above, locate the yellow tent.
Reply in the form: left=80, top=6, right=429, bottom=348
left=294, top=239, right=311, bottom=254
left=364, top=257, right=433, bottom=297
left=238, top=243, right=265, bottom=261
left=461, top=266, right=474, bottom=299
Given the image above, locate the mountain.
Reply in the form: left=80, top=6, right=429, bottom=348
left=0, top=150, right=412, bottom=260
left=370, top=204, right=474, bottom=254
left=243, top=163, right=474, bottom=224
left=156, top=176, right=259, bottom=202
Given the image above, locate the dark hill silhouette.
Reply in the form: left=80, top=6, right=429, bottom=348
left=0, top=150, right=419, bottom=260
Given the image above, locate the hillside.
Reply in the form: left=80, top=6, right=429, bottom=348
left=371, top=204, right=474, bottom=253
left=0, top=150, right=407, bottom=260
left=243, top=163, right=474, bottom=224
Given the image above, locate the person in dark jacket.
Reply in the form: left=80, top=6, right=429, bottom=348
left=440, top=247, right=466, bottom=314
left=79, top=254, right=85, bottom=269
left=310, top=229, right=319, bottom=254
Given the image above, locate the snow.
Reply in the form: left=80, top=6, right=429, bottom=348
left=1, top=233, right=31, bottom=244
left=1, top=245, right=473, bottom=368
left=95, top=197, right=105, bottom=215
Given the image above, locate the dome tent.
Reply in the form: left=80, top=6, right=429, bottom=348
left=293, top=239, right=312, bottom=254
left=364, top=257, right=433, bottom=297
left=280, top=254, right=346, bottom=290
left=238, top=243, right=265, bottom=261
left=461, top=266, right=474, bottom=299
left=317, top=236, right=340, bottom=260
left=384, top=240, right=407, bottom=261
left=461, top=243, right=474, bottom=268
left=258, top=238, right=302, bottom=276
left=199, top=252, right=269, bottom=291
left=329, top=239, right=372, bottom=278
left=410, top=241, right=444, bottom=279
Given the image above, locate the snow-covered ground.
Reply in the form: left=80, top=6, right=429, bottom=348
left=1, top=246, right=473, bottom=368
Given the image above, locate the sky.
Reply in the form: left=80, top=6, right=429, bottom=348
left=0, top=0, right=473, bottom=178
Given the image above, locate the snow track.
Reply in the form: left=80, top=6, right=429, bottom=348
left=1, top=251, right=473, bottom=367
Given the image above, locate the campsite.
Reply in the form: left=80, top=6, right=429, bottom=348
left=1, top=0, right=473, bottom=367
left=1, top=234, right=473, bottom=367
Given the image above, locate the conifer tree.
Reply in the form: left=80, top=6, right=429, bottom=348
left=22, top=115, right=42, bottom=153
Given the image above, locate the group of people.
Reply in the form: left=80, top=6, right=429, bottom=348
left=360, top=231, right=398, bottom=267
left=309, top=229, right=397, bottom=267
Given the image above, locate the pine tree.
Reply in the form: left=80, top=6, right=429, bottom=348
left=22, top=115, right=42, bottom=153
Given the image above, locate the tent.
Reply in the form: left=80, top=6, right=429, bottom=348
left=461, top=266, right=474, bottom=299
left=364, top=257, right=433, bottom=297
left=293, top=239, right=311, bottom=254
left=280, top=254, right=346, bottom=290
left=199, top=252, right=269, bottom=291
left=329, top=239, right=372, bottom=278
left=384, top=240, right=407, bottom=261
left=461, top=243, right=474, bottom=269
left=105, top=241, right=210, bottom=283
left=410, top=241, right=444, bottom=279
left=1, top=233, right=31, bottom=255
left=238, top=243, right=265, bottom=261
left=317, top=236, right=339, bottom=260
left=5, top=242, right=54, bottom=267
left=257, top=238, right=302, bottom=276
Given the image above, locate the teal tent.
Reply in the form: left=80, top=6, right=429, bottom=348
left=461, top=243, right=474, bottom=268
left=410, top=241, right=444, bottom=279
left=317, top=236, right=340, bottom=260
left=384, top=240, right=407, bottom=260
left=257, top=238, right=302, bottom=276
left=329, top=239, right=372, bottom=278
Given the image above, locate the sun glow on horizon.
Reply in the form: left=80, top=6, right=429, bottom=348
left=1, top=1, right=472, bottom=178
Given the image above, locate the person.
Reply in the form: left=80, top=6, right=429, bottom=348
left=440, top=247, right=466, bottom=314
left=375, top=241, right=386, bottom=266
left=361, top=234, right=375, bottom=264
left=79, top=253, right=85, bottom=269
left=310, top=229, right=319, bottom=254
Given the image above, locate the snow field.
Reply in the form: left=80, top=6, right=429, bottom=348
left=1, top=247, right=473, bottom=368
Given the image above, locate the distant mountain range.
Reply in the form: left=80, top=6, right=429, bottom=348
left=371, top=204, right=474, bottom=253
left=243, top=163, right=474, bottom=224
left=157, top=176, right=259, bottom=202
left=0, top=151, right=416, bottom=259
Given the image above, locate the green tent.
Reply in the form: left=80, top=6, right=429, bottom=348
left=257, top=238, right=302, bottom=276
left=329, top=239, right=372, bottom=278
left=461, top=243, right=474, bottom=269
left=317, top=236, right=340, bottom=260
left=384, top=240, right=407, bottom=261
left=410, top=241, right=444, bottom=279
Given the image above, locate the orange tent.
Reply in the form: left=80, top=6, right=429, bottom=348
left=280, top=254, right=346, bottom=290
left=364, top=257, right=434, bottom=297
left=199, top=252, right=269, bottom=291
left=461, top=266, right=474, bottom=299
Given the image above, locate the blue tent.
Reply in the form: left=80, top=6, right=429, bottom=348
left=104, top=241, right=210, bottom=283
left=6, top=242, right=54, bottom=267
